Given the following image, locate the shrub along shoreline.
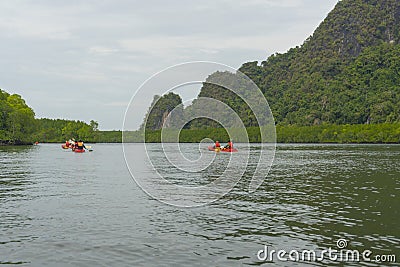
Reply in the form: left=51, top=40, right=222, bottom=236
left=82, top=123, right=399, bottom=144
left=0, top=140, right=33, bottom=146
left=6, top=123, right=398, bottom=145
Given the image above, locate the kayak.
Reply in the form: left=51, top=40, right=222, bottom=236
left=208, top=146, right=238, bottom=152
left=74, top=148, right=85, bottom=153
left=61, top=144, right=70, bottom=149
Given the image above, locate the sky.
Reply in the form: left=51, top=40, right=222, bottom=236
left=0, top=0, right=338, bottom=130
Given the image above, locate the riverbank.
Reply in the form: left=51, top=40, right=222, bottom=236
left=0, top=140, right=33, bottom=146
left=28, top=123, right=400, bottom=144
left=276, top=123, right=400, bottom=143
left=113, top=123, right=400, bottom=144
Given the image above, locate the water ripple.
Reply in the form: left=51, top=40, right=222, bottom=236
left=0, top=144, right=398, bottom=266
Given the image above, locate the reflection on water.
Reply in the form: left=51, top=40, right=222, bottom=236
left=0, top=146, right=35, bottom=208
left=0, top=144, right=399, bottom=266
left=0, top=146, right=36, bottom=265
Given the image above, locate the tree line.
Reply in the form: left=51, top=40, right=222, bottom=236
left=0, top=89, right=102, bottom=144
left=142, top=124, right=400, bottom=143
left=1, top=87, right=398, bottom=144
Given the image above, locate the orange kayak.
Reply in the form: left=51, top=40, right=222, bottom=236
left=208, top=146, right=238, bottom=152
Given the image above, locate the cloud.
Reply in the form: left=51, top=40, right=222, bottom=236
left=118, top=34, right=299, bottom=57
left=199, top=49, right=219, bottom=54
left=0, top=2, right=79, bottom=40
left=89, top=46, right=120, bottom=55
left=104, top=101, right=130, bottom=107
left=0, top=16, right=72, bottom=40
left=222, top=0, right=305, bottom=8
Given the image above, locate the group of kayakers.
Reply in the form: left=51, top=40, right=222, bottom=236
left=63, top=139, right=87, bottom=151
left=213, top=140, right=233, bottom=150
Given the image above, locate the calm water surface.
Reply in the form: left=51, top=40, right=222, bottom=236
left=0, top=143, right=399, bottom=266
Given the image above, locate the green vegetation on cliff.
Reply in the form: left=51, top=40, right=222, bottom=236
left=237, top=42, right=400, bottom=126
left=141, top=93, right=183, bottom=130
left=223, top=0, right=400, bottom=126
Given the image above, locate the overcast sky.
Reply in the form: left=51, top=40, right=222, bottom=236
left=0, top=0, right=338, bottom=130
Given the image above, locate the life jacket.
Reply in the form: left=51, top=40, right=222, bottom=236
left=77, top=141, right=84, bottom=147
left=215, top=141, right=220, bottom=148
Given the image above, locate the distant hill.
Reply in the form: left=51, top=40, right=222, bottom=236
left=191, top=0, right=400, bottom=127
left=141, top=93, right=184, bottom=130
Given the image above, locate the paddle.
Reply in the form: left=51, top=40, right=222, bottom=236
left=84, top=145, right=93, bottom=152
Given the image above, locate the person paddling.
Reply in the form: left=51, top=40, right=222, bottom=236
left=69, top=139, right=76, bottom=149
left=224, top=140, right=233, bottom=150
left=76, top=140, right=86, bottom=150
left=214, top=141, right=221, bottom=149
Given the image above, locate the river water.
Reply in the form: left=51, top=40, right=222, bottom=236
left=0, top=144, right=399, bottom=266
